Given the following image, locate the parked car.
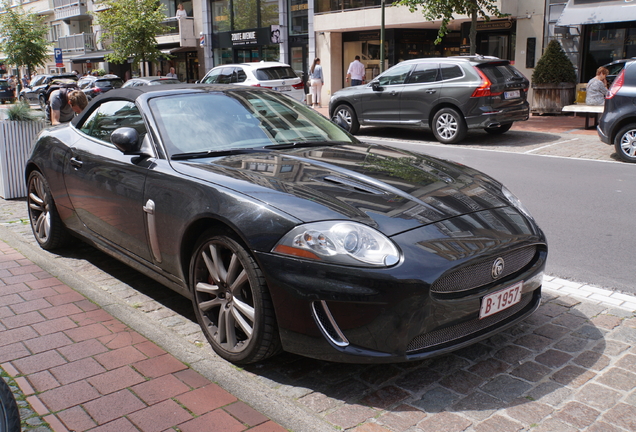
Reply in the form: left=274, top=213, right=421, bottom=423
left=78, top=74, right=124, bottom=99
left=329, top=56, right=530, bottom=144
left=25, top=84, right=547, bottom=365
left=603, top=58, right=635, bottom=87
left=200, top=61, right=305, bottom=102
left=0, top=79, right=15, bottom=103
left=598, top=59, right=636, bottom=162
left=121, top=76, right=180, bottom=87
left=18, top=73, right=78, bottom=108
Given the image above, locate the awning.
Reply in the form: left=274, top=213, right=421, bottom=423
left=70, top=51, right=114, bottom=64
left=557, top=0, right=636, bottom=26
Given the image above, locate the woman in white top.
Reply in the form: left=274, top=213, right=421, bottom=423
left=309, top=58, right=324, bottom=108
left=176, top=3, right=187, bottom=18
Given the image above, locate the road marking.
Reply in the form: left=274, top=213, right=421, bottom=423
left=523, top=138, right=579, bottom=154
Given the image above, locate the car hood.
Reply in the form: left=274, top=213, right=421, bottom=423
left=171, top=142, right=515, bottom=236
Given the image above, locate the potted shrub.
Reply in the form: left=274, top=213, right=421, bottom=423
left=0, top=101, right=46, bottom=199
left=531, top=40, right=577, bottom=114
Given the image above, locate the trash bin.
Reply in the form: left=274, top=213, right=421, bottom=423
left=306, top=93, right=312, bottom=106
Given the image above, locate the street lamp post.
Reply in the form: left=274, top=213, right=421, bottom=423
left=380, top=0, right=385, bottom=73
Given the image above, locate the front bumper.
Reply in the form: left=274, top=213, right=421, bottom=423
left=255, top=207, right=547, bottom=363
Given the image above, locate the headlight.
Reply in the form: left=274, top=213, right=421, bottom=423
left=502, top=186, right=534, bottom=220
left=272, top=221, right=400, bottom=267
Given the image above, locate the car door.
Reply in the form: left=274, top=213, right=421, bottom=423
left=358, top=62, right=413, bottom=124
left=63, top=99, right=153, bottom=262
left=399, top=62, right=441, bottom=125
left=26, top=76, right=46, bottom=103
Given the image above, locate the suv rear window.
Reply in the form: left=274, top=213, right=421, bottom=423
left=254, top=67, right=298, bottom=80
left=480, top=64, right=525, bottom=84
left=96, top=79, right=124, bottom=89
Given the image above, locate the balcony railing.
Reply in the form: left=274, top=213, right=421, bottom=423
left=156, top=17, right=196, bottom=47
left=58, top=33, right=96, bottom=54
left=53, top=0, right=89, bottom=21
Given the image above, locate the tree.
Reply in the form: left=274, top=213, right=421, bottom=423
left=93, top=0, right=168, bottom=75
left=395, top=0, right=506, bottom=56
left=0, top=1, right=51, bottom=85
left=531, top=40, right=576, bottom=85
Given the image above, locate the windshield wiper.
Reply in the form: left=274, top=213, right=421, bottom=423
left=264, top=141, right=345, bottom=150
left=171, top=148, right=267, bottom=160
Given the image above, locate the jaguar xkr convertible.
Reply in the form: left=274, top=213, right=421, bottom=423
left=26, top=85, right=547, bottom=364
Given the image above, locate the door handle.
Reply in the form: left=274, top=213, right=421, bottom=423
left=425, top=89, right=436, bottom=94
left=390, top=91, right=399, bottom=96
left=70, top=157, right=83, bottom=168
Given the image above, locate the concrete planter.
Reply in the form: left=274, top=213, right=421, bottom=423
left=0, top=120, right=46, bottom=199
left=531, top=83, right=576, bottom=114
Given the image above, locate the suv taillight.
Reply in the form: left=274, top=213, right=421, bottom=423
left=471, top=67, right=502, bottom=98
left=292, top=82, right=304, bottom=90
left=606, top=70, right=625, bottom=99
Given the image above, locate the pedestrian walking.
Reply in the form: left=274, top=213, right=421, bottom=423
left=309, top=58, right=324, bottom=108
left=346, top=55, right=365, bottom=86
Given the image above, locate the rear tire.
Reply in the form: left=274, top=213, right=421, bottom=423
left=614, top=124, right=636, bottom=163
left=39, top=95, right=46, bottom=110
left=432, top=108, right=467, bottom=144
left=27, top=171, right=73, bottom=250
left=484, top=123, right=513, bottom=135
left=332, top=104, right=360, bottom=134
left=0, top=377, right=20, bottom=432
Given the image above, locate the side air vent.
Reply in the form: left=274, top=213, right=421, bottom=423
left=311, top=301, right=349, bottom=347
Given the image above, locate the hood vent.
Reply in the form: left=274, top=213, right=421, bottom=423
left=320, top=175, right=385, bottom=195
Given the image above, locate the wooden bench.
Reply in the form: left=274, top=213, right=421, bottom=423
left=562, top=104, right=604, bottom=129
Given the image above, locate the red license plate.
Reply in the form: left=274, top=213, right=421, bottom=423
left=479, top=281, right=523, bottom=319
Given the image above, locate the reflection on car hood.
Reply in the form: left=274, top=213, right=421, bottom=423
left=172, top=142, right=512, bottom=236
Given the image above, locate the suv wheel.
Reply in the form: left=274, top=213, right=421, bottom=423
left=432, top=108, right=467, bottom=144
left=615, top=124, right=636, bottom=163
left=332, top=104, right=360, bottom=134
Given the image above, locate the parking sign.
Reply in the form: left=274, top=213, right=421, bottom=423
left=54, top=48, right=63, bottom=67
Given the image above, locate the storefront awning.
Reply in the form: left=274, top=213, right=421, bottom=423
left=557, top=0, right=636, bottom=26
left=70, top=51, right=114, bottom=64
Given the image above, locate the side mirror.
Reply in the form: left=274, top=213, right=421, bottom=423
left=371, top=81, right=382, bottom=92
left=111, top=127, right=141, bottom=154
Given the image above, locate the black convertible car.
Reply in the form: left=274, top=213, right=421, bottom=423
left=26, top=85, right=547, bottom=364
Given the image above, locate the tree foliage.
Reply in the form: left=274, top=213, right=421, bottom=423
left=93, top=0, right=168, bottom=73
left=531, top=40, right=577, bottom=84
left=0, top=1, right=51, bottom=79
left=395, top=0, right=506, bottom=56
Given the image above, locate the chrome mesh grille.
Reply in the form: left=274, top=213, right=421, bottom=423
left=431, top=246, right=537, bottom=294
left=406, top=293, right=532, bottom=353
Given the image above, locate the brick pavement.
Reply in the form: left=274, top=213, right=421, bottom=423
left=2, top=114, right=636, bottom=432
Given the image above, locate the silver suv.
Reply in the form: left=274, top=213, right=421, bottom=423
left=329, top=56, right=530, bottom=144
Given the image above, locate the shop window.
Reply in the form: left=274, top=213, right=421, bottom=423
left=233, top=0, right=258, bottom=30
left=261, top=0, right=279, bottom=27
left=289, top=0, right=308, bottom=35
left=213, top=0, right=231, bottom=32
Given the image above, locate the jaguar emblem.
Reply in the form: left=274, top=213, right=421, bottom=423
left=492, top=257, right=505, bottom=279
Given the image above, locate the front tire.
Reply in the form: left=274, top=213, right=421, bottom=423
left=432, top=108, right=467, bottom=144
left=332, top=104, right=360, bottom=134
left=0, top=377, right=20, bottom=432
left=189, top=231, right=280, bottom=364
left=27, top=171, right=72, bottom=250
left=484, top=123, right=513, bottom=135
left=614, top=124, right=636, bottom=163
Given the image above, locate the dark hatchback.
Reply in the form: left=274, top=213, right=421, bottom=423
left=0, top=79, right=14, bottom=103
left=78, top=74, right=124, bottom=99
left=330, top=56, right=530, bottom=144
left=19, top=73, right=78, bottom=108
left=598, top=59, right=636, bottom=162
left=25, top=85, right=547, bottom=364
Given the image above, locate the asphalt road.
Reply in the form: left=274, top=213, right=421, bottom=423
left=362, top=135, right=636, bottom=295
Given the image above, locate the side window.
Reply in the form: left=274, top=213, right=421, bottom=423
left=236, top=68, right=247, bottom=83
left=202, top=69, right=221, bottom=84
left=440, top=64, right=464, bottom=81
left=377, top=63, right=413, bottom=86
left=79, top=100, right=146, bottom=144
left=32, top=76, right=45, bottom=87
left=407, top=63, right=439, bottom=84
left=217, top=67, right=234, bottom=84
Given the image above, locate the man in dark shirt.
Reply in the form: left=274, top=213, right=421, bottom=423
left=47, top=89, right=88, bottom=125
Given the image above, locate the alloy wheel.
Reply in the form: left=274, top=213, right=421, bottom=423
left=27, top=173, right=52, bottom=244
left=436, top=113, right=459, bottom=140
left=334, top=108, right=352, bottom=130
left=194, top=240, right=256, bottom=353
left=619, top=129, right=636, bottom=158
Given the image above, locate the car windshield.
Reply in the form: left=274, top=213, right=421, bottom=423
left=254, top=67, right=298, bottom=80
left=150, top=79, right=180, bottom=85
left=149, top=90, right=356, bottom=158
